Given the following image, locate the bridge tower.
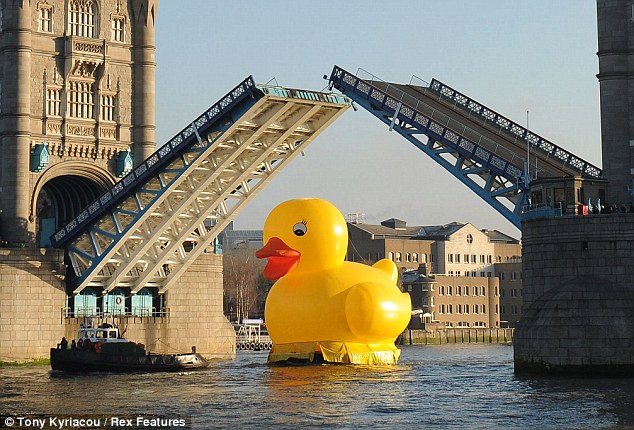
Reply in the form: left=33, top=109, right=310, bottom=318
left=0, top=0, right=157, bottom=247
left=513, top=0, right=634, bottom=376
left=597, top=0, right=634, bottom=205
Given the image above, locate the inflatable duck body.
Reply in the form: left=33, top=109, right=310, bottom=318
left=256, top=198, right=411, bottom=364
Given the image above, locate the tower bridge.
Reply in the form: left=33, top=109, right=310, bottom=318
left=1, top=0, right=633, bottom=373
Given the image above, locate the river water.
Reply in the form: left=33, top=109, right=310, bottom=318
left=1, top=344, right=634, bottom=430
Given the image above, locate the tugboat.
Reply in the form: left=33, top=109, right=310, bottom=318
left=50, top=323, right=209, bottom=373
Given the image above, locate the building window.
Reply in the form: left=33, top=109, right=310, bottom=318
left=68, top=81, right=94, bottom=119
left=111, top=16, right=124, bottom=42
left=421, top=253, right=427, bottom=263
left=100, top=94, right=116, bottom=121
left=46, top=87, right=61, bottom=116
left=481, top=286, right=486, bottom=296
left=457, top=304, right=462, bottom=314
left=473, top=304, right=478, bottom=314
left=440, top=304, right=445, bottom=314
left=448, top=254, right=453, bottom=263
left=412, top=253, right=418, bottom=263
left=464, top=304, right=469, bottom=314
left=457, top=285, right=462, bottom=296
left=405, top=253, right=410, bottom=262
left=463, top=254, right=469, bottom=263
left=395, top=252, right=401, bottom=263
left=466, top=234, right=473, bottom=244
left=448, top=286, right=453, bottom=296
left=499, top=272, right=505, bottom=281
left=455, top=254, right=460, bottom=263
left=482, top=304, right=486, bottom=314
left=448, top=304, right=453, bottom=314
left=387, top=252, right=393, bottom=261
left=487, top=255, right=492, bottom=264
left=471, top=254, right=476, bottom=263
left=440, top=285, right=445, bottom=295
left=464, top=286, right=469, bottom=296
left=69, top=0, right=97, bottom=38
left=38, top=5, right=53, bottom=32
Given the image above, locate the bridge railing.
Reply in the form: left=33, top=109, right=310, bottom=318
left=51, top=76, right=259, bottom=248
left=521, top=202, right=563, bottom=221
left=426, top=79, right=602, bottom=179
left=331, top=66, right=525, bottom=182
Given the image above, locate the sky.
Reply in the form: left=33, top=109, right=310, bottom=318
left=154, top=1, right=601, bottom=239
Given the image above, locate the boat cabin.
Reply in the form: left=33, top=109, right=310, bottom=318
left=77, top=324, right=127, bottom=343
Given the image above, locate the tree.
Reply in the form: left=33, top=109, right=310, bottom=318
left=222, top=248, right=270, bottom=323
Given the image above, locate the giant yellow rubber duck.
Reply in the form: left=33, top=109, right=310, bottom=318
left=256, top=198, right=411, bottom=364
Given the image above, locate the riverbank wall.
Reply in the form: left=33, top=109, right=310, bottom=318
left=402, top=328, right=514, bottom=345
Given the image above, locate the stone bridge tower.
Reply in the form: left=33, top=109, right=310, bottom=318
left=597, top=0, right=634, bottom=205
left=0, top=0, right=157, bottom=247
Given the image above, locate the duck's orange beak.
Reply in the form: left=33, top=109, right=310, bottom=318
left=256, top=237, right=300, bottom=280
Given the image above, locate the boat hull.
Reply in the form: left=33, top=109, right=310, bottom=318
left=50, top=348, right=209, bottom=373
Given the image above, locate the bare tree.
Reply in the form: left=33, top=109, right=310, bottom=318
left=223, top=249, right=269, bottom=323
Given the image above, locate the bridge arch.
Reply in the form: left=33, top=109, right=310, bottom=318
left=30, top=161, right=115, bottom=247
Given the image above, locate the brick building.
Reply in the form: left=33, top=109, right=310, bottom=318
left=347, top=219, right=523, bottom=328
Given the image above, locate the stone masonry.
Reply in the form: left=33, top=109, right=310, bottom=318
left=1, top=249, right=235, bottom=362
left=514, top=214, right=634, bottom=376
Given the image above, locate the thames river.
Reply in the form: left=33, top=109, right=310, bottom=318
left=2, top=344, right=634, bottom=429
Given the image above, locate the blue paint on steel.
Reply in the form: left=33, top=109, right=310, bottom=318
left=328, top=65, right=525, bottom=228
left=51, top=76, right=262, bottom=249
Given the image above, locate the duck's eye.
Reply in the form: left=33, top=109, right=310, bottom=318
left=293, top=222, right=307, bottom=236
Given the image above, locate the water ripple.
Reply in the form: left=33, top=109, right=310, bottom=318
left=1, top=345, right=633, bottom=429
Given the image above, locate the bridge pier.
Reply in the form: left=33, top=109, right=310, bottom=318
left=514, top=214, right=634, bottom=376
left=0, top=249, right=234, bottom=362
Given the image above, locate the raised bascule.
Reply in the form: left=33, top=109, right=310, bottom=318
left=327, top=66, right=605, bottom=229
left=52, top=79, right=349, bottom=296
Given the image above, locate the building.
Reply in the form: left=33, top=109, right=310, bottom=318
left=347, top=218, right=523, bottom=328
left=217, top=222, right=264, bottom=252
left=0, top=0, right=157, bottom=247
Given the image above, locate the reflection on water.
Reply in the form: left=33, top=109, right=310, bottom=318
left=1, top=344, right=633, bottom=429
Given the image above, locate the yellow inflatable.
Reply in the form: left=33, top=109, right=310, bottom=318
left=256, top=198, right=411, bottom=364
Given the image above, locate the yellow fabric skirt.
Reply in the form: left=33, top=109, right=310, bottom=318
left=268, top=341, right=401, bottom=365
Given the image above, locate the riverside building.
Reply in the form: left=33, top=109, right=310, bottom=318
left=347, top=219, right=523, bottom=328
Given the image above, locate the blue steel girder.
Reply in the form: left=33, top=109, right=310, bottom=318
left=329, top=66, right=526, bottom=228
left=54, top=77, right=350, bottom=294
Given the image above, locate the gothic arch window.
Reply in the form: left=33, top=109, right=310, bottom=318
left=68, top=0, right=98, bottom=38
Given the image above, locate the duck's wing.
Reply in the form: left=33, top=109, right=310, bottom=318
left=345, top=281, right=411, bottom=341
left=372, top=259, right=398, bottom=284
